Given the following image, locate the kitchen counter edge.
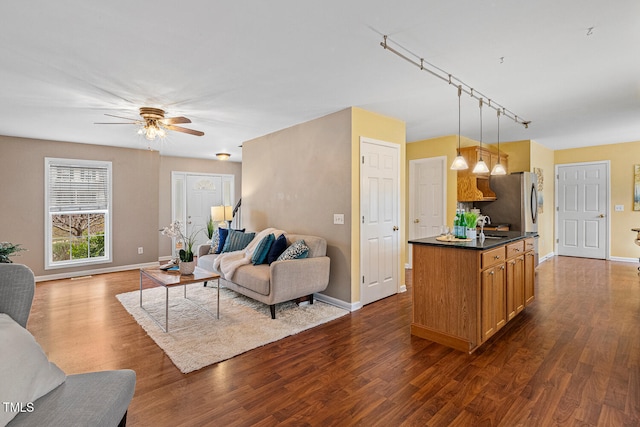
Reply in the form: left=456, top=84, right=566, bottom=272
left=408, top=231, right=538, bottom=250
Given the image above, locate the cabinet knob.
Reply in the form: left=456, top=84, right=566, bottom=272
left=494, top=255, right=500, bottom=259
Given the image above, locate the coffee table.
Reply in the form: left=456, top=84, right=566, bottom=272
left=139, top=266, right=220, bottom=332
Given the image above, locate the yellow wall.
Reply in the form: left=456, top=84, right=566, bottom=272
left=352, top=107, right=406, bottom=301
left=498, top=140, right=531, bottom=173
left=530, top=140, right=555, bottom=259
left=555, top=140, right=640, bottom=259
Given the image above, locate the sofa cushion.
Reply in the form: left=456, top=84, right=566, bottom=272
left=267, top=234, right=288, bottom=265
left=251, top=233, right=275, bottom=265
left=232, top=264, right=271, bottom=296
left=277, top=239, right=310, bottom=261
left=222, top=230, right=255, bottom=253
left=0, top=313, right=66, bottom=426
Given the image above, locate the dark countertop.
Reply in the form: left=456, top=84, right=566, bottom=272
left=409, top=231, right=539, bottom=251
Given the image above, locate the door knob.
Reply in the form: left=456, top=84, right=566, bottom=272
left=393, top=226, right=399, bottom=231
left=598, top=214, right=605, bottom=218
left=414, top=219, right=420, bottom=223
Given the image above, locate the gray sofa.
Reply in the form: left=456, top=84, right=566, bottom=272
left=0, top=264, right=136, bottom=427
left=197, top=232, right=330, bottom=319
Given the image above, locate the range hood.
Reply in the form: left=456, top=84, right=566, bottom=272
left=457, top=175, right=497, bottom=202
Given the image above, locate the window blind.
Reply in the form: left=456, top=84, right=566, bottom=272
left=48, top=163, right=109, bottom=212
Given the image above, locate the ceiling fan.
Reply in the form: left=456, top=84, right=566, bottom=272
left=96, top=107, right=204, bottom=140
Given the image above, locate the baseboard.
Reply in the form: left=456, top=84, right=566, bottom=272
left=609, top=256, right=639, bottom=263
left=539, top=252, right=555, bottom=263
left=35, top=261, right=158, bottom=282
left=315, top=293, right=362, bottom=312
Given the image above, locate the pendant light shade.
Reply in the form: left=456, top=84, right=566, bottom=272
left=450, top=85, right=469, bottom=170
left=491, top=110, right=507, bottom=175
left=473, top=98, right=490, bottom=174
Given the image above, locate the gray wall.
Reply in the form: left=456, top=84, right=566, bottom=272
left=0, top=135, right=241, bottom=278
left=242, top=109, right=353, bottom=302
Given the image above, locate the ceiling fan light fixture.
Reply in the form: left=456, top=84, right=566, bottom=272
left=140, top=120, right=167, bottom=141
left=216, top=152, right=231, bottom=161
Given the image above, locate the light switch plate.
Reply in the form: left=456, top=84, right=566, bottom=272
left=615, top=205, right=624, bottom=212
left=333, top=214, right=344, bottom=225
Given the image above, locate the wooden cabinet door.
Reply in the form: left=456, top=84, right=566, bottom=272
left=481, top=267, right=496, bottom=342
left=506, top=255, right=524, bottom=321
left=494, top=264, right=506, bottom=332
left=524, top=251, right=535, bottom=305
left=481, top=264, right=506, bottom=343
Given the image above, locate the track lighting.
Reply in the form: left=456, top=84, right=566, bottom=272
left=450, top=86, right=468, bottom=170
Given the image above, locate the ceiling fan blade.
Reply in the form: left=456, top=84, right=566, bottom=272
left=162, top=116, right=191, bottom=125
left=104, top=113, right=140, bottom=121
left=94, top=122, right=137, bottom=124
left=165, top=124, right=204, bottom=136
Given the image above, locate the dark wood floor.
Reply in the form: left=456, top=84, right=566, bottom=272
left=28, top=256, right=640, bottom=426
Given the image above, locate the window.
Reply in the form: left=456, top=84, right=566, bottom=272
left=45, top=158, right=112, bottom=269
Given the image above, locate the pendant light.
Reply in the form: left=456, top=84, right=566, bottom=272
left=491, top=110, right=507, bottom=175
left=472, top=98, right=490, bottom=174
left=450, top=85, right=468, bottom=170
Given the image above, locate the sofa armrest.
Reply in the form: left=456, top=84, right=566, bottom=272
left=8, top=370, right=136, bottom=427
left=269, top=256, right=330, bottom=303
left=197, top=243, right=212, bottom=258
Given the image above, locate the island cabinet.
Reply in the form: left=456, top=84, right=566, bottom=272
left=410, top=233, right=536, bottom=354
left=524, top=238, right=536, bottom=305
left=505, top=240, right=525, bottom=321
left=480, top=247, right=506, bottom=342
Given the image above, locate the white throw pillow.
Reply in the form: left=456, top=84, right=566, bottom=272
left=0, top=313, right=66, bottom=425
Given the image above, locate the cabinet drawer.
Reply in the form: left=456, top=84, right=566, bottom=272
left=524, top=238, right=535, bottom=252
left=506, top=241, right=525, bottom=258
left=482, top=246, right=505, bottom=269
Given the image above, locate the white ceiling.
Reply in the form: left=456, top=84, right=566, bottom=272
left=1, top=1, right=639, bottom=161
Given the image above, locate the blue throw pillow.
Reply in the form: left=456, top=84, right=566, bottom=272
left=277, top=239, right=310, bottom=261
left=267, top=234, right=288, bottom=265
left=222, top=230, right=256, bottom=253
left=215, top=228, right=245, bottom=254
left=251, top=233, right=275, bottom=265
left=215, top=228, right=229, bottom=254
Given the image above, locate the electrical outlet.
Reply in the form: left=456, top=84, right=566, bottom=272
left=138, top=247, right=144, bottom=254
left=615, top=205, right=624, bottom=212
left=333, top=214, right=344, bottom=225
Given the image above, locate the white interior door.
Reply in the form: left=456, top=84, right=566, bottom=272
left=410, top=157, right=446, bottom=239
left=186, top=175, right=222, bottom=249
left=360, top=138, right=400, bottom=305
left=556, top=162, right=608, bottom=259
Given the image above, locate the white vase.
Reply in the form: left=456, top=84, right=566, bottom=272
left=179, top=261, right=196, bottom=275
left=466, top=228, right=477, bottom=240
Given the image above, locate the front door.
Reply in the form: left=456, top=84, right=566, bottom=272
left=360, top=138, right=400, bottom=305
left=556, top=162, right=608, bottom=259
left=186, top=175, right=222, bottom=249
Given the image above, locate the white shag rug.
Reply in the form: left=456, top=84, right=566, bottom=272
left=116, top=283, right=349, bottom=373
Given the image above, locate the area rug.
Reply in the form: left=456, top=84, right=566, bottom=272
left=116, top=284, right=349, bottom=373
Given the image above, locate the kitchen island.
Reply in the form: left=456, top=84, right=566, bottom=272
left=409, top=231, right=537, bottom=353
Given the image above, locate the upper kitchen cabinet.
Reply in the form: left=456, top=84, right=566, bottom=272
left=457, top=146, right=508, bottom=202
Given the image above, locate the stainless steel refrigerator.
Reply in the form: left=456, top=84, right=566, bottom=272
left=476, top=172, right=539, bottom=261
